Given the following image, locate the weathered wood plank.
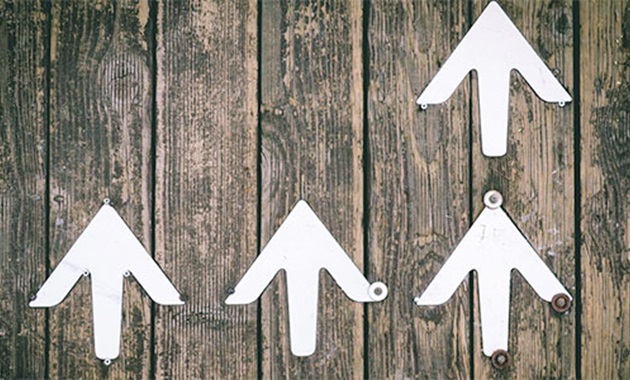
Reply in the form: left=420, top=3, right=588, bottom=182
left=0, top=1, right=48, bottom=378
left=47, top=0, right=154, bottom=377
left=153, top=0, right=258, bottom=378
left=470, top=0, right=576, bottom=378
left=580, top=0, right=630, bottom=378
left=366, top=0, right=471, bottom=378
left=259, top=0, right=364, bottom=378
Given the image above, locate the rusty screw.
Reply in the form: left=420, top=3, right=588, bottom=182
left=491, top=349, right=511, bottom=370
left=551, top=293, right=571, bottom=313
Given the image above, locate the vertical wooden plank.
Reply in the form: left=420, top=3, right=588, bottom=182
left=47, top=0, right=153, bottom=377
left=259, top=1, right=364, bottom=378
left=0, top=1, right=48, bottom=378
left=154, top=0, right=258, bottom=378
left=581, top=0, right=630, bottom=378
left=367, top=0, right=471, bottom=378
left=471, top=0, right=575, bottom=378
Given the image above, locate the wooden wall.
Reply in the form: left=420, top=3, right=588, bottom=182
left=0, top=0, right=628, bottom=379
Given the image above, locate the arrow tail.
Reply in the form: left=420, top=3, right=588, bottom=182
left=514, top=48, right=572, bottom=103
left=478, top=268, right=511, bottom=356
left=415, top=241, right=476, bottom=305
left=417, top=44, right=473, bottom=105
left=513, top=241, right=572, bottom=302
left=91, top=270, right=124, bottom=361
left=286, top=269, right=319, bottom=356
left=29, top=256, right=84, bottom=307
left=323, top=249, right=372, bottom=302
left=128, top=242, right=183, bottom=305
left=225, top=250, right=282, bottom=305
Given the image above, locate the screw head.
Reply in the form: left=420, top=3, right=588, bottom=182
left=368, top=282, right=388, bottom=301
left=483, top=190, right=503, bottom=209
left=551, top=293, right=571, bottom=313
left=491, top=349, right=511, bottom=369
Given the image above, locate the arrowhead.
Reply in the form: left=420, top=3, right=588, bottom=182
left=31, top=203, right=182, bottom=307
left=227, top=200, right=384, bottom=305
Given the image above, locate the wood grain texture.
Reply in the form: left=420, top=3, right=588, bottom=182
left=153, top=0, right=258, bottom=378
left=47, top=0, right=154, bottom=377
left=366, top=0, right=471, bottom=378
left=259, top=0, right=364, bottom=378
left=0, top=1, right=48, bottom=378
left=470, top=0, right=576, bottom=378
left=580, top=0, right=630, bottom=378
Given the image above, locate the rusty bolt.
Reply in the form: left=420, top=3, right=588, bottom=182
left=551, top=293, right=571, bottom=313
left=491, top=349, right=511, bottom=370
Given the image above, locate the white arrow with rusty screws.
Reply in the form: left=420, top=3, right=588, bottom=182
left=417, top=1, right=571, bottom=157
left=415, top=190, right=572, bottom=369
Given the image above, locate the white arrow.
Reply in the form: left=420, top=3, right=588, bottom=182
left=415, top=191, right=571, bottom=361
left=226, top=200, right=388, bottom=356
left=417, top=1, right=572, bottom=157
left=30, top=199, right=183, bottom=364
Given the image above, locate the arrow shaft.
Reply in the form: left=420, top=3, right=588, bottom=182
left=478, top=268, right=511, bottom=356
left=286, top=268, right=320, bottom=356
left=91, top=271, right=124, bottom=360
left=478, top=69, right=511, bottom=157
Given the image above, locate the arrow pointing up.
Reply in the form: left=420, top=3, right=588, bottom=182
left=30, top=200, right=183, bottom=363
left=414, top=191, right=571, bottom=359
left=226, top=200, right=387, bottom=356
left=417, top=1, right=572, bottom=157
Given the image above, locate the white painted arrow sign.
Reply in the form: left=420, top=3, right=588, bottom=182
left=417, top=1, right=572, bottom=157
left=30, top=199, right=183, bottom=364
left=226, top=200, right=388, bottom=356
left=415, top=191, right=571, bottom=363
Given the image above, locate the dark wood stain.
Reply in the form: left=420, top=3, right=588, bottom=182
left=46, top=0, right=153, bottom=378
left=259, top=0, right=364, bottom=378
left=367, top=0, right=471, bottom=378
left=153, top=0, right=258, bottom=378
left=0, top=1, right=48, bottom=379
left=471, top=1, right=576, bottom=379
left=0, top=0, right=629, bottom=378
left=581, top=1, right=630, bottom=378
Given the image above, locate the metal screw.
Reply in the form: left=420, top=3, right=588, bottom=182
left=551, top=293, right=571, bottom=313
left=368, top=282, right=388, bottom=301
left=483, top=190, right=503, bottom=209
left=226, top=287, right=235, bottom=295
left=491, top=349, right=511, bottom=369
